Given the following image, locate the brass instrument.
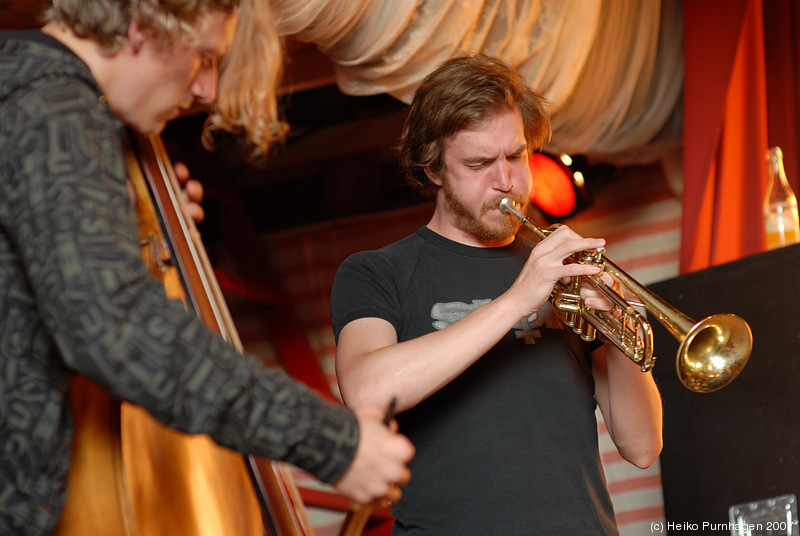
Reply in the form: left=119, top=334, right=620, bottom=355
left=499, top=198, right=752, bottom=393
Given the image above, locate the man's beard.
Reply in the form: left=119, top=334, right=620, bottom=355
left=440, top=175, right=528, bottom=243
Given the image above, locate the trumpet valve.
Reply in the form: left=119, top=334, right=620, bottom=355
left=581, top=323, right=596, bottom=342
left=553, top=290, right=582, bottom=318
left=580, top=248, right=606, bottom=268
left=565, top=311, right=578, bottom=329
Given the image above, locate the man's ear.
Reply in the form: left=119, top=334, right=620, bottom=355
left=127, top=20, right=147, bottom=53
left=424, top=166, right=442, bottom=186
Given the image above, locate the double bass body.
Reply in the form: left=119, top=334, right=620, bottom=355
left=55, top=133, right=305, bottom=536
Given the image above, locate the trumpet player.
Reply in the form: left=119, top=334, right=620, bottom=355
left=330, top=53, right=663, bottom=535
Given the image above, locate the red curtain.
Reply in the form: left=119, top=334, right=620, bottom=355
left=682, top=0, right=800, bottom=273
left=763, top=1, right=800, bottom=178
left=682, top=0, right=767, bottom=272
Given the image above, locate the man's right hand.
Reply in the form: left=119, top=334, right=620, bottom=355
left=332, top=406, right=415, bottom=505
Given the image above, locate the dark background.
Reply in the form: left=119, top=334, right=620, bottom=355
left=651, top=244, right=800, bottom=533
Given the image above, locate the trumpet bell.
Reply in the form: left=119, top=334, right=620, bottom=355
left=677, top=314, right=753, bottom=393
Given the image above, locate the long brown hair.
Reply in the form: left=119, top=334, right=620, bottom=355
left=399, top=53, right=551, bottom=197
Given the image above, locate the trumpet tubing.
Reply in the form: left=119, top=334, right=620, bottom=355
left=499, top=198, right=752, bottom=393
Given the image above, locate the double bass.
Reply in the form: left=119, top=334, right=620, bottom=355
left=54, top=132, right=350, bottom=536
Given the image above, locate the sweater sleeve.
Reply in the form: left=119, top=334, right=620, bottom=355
left=1, top=75, right=358, bottom=484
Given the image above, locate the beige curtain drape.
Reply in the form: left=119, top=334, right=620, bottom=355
left=270, top=0, right=683, bottom=164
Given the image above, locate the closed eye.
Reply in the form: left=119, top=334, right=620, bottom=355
left=465, top=157, right=495, bottom=170
left=508, top=148, right=529, bottom=161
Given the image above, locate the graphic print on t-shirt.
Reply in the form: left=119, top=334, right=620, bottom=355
left=430, top=299, right=564, bottom=344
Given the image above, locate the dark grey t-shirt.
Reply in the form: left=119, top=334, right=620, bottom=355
left=331, top=227, right=618, bottom=535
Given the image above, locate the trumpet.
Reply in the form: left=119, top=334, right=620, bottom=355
left=499, top=198, right=752, bottom=393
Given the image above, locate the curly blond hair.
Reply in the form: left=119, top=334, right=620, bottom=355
left=208, top=0, right=287, bottom=156
left=46, top=0, right=286, bottom=155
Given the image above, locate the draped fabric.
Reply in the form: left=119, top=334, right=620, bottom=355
left=683, top=0, right=800, bottom=273
left=763, top=1, right=800, bottom=186
left=270, top=0, right=684, bottom=163
left=682, top=0, right=768, bottom=273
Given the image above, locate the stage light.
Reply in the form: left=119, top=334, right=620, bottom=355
left=529, top=152, right=578, bottom=218
left=528, top=152, right=614, bottom=222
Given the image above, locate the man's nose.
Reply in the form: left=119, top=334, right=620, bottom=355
left=493, top=160, right=513, bottom=192
left=192, top=67, right=218, bottom=105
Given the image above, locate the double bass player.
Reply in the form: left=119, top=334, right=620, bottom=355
left=0, top=1, right=414, bottom=534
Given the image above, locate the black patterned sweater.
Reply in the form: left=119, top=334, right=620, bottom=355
left=0, top=30, right=358, bottom=535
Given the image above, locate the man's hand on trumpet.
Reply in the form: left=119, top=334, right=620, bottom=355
left=510, top=224, right=607, bottom=318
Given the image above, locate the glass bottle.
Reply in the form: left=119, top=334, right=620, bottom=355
left=763, top=146, right=800, bottom=250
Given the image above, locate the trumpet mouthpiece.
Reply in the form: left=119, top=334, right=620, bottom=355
left=499, top=198, right=525, bottom=221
